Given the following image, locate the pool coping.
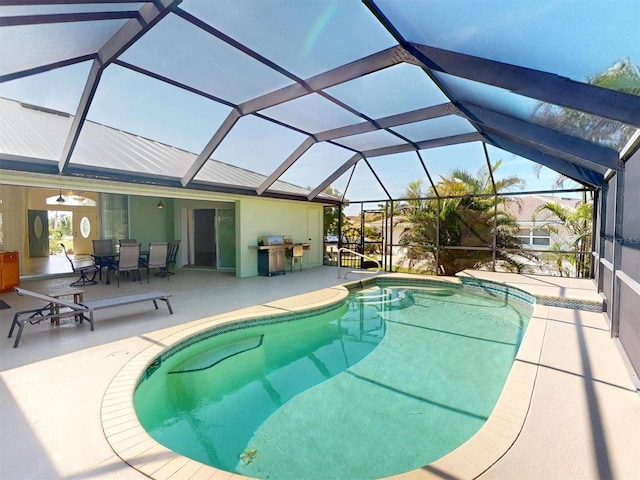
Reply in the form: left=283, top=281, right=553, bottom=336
left=101, top=274, right=548, bottom=480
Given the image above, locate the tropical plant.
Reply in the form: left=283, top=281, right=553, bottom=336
left=533, top=201, right=593, bottom=277
left=396, top=180, right=438, bottom=270
left=48, top=213, right=73, bottom=254
left=530, top=60, right=640, bottom=195
left=532, top=59, right=640, bottom=151
left=398, top=161, right=532, bottom=275
left=322, top=187, right=345, bottom=237
left=589, top=58, right=640, bottom=95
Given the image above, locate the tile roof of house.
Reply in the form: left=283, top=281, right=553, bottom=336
left=501, top=195, right=584, bottom=223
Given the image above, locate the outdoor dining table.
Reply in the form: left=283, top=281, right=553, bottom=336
left=91, top=251, right=149, bottom=285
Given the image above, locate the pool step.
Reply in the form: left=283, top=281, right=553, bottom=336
left=354, top=287, right=414, bottom=310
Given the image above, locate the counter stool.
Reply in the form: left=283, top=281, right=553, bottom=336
left=286, top=245, right=304, bottom=272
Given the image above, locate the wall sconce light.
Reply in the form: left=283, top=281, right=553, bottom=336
left=56, top=189, right=65, bottom=204
left=157, top=199, right=165, bottom=209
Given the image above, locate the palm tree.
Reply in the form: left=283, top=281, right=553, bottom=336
left=397, top=179, right=438, bottom=270
left=530, top=59, right=639, bottom=204
left=532, top=59, right=640, bottom=151
left=589, top=59, right=640, bottom=95
left=533, top=201, right=593, bottom=277
left=399, top=161, right=531, bottom=275
left=322, top=186, right=345, bottom=238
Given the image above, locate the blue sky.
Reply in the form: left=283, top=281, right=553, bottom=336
left=0, top=0, right=633, bottom=204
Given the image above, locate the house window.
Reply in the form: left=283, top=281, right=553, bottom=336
left=46, top=193, right=96, bottom=206
left=101, top=193, right=129, bottom=241
left=518, top=228, right=550, bottom=247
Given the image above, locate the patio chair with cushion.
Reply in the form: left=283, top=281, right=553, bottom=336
left=60, top=243, right=99, bottom=287
left=110, top=244, right=142, bottom=287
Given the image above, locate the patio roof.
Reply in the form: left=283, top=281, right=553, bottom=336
left=1, top=0, right=639, bottom=204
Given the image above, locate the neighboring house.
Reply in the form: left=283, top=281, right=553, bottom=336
left=340, top=195, right=590, bottom=276
left=501, top=195, right=585, bottom=251
left=346, top=195, right=586, bottom=253
left=501, top=194, right=592, bottom=276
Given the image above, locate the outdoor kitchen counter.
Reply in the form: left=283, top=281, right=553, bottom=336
left=248, top=243, right=310, bottom=250
left=249, top=243, right=310, bottom=276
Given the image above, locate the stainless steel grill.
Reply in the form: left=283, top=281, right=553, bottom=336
left=255, top=235, right=309, bottom=275
left=257, top=235, right=287, bottom=276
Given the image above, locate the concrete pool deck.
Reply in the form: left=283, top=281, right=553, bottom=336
left=1, top=268, right=638, bottom=479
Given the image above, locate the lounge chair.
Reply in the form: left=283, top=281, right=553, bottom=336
left=61, top=243, right=99, bottom=286
left=8, top=287, right=174, bottom=348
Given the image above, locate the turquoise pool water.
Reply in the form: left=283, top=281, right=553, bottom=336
left=134, top=282, right=533, bottom=479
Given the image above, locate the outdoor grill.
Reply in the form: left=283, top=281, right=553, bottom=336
left=255, top=235, right=309, bottom=276
left=256, top=235, right=289, bottom=276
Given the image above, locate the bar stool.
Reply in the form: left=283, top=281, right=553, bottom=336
left=286, top=245, right=304, bottom=272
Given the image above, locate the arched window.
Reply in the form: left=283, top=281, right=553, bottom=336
left=46, top=193, right=97, bottom=207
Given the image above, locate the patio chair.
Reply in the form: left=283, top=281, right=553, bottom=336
left=160, top=240, right=180, bottom=277
left=119, top=238, right=137, bottom=246
left=92, top=239, right=115, bottom=281
left=144, top=242, right=169, bottom=282
left=60, top=243, right=99, bottom=286
left=111, top=244, right=142, bottom=287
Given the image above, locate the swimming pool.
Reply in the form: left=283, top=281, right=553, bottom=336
left=132, top=278, right=534, bottom=479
